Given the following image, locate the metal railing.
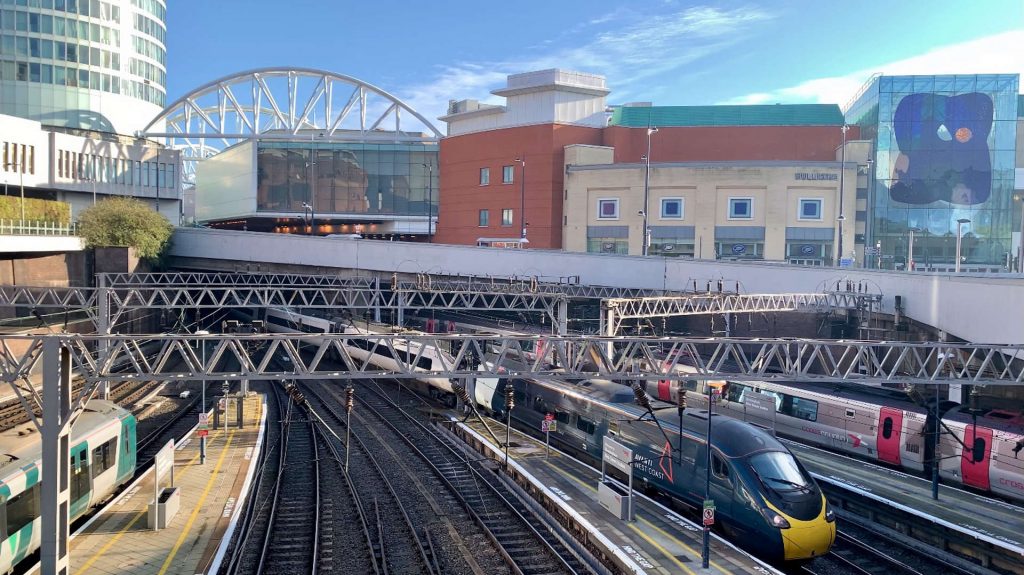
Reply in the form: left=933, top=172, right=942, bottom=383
left=0, top=219, right=79, bottom=236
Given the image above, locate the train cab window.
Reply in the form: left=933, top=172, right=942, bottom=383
left=514, top=390, right=526, bottom=406
left=555, top=411, right=570, bottom=425
left=972, top=437, right=986, bottom=463
left=881, top=417, right=893, bottom=439
left=711, top=453, right=730, bottom=482
left=6, top=483, right=39, bottom=536
left=92, top=438, right=117, bottom=478
left=780, top=396, right=818, bottom=422
left=576, top=416, right=596, bottom=435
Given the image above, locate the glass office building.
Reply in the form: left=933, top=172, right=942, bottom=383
left=847, top=74, right=1019, bottom=268
left=255, top=141, right=438, bottom=219
left=0, top=0, right=166, bottom=134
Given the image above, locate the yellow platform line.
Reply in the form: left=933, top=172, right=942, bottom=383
left=627, top=522, right=698, bottom=575
left=156, top=428, right=239, bottom=575
left=73, top=426, right=238, bottom=575
left=542, top=459, right=731, bottom=575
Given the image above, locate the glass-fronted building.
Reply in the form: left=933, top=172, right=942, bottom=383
left=197, top=136, right=439, bottom=238
left=847, top=74, right=1019, bottom=269
left=0, top=0, right=166, bottom=134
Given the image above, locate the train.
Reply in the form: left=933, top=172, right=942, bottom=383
left=0, top=400, right=136, bottom=573
left=253, top=307, right=836, bottom=561
left=643, top=355, right=1024, bottom=502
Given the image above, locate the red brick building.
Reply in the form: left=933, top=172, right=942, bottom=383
left=436, top=70, right=856, bottom=250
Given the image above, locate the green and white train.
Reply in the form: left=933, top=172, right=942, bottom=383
left=0, top=400, right=136, bottom=572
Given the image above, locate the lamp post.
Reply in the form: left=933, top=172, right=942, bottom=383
left=701, top=383, right=713, bottom=569
left=302, top=202, right=315, bottom=236
left=907, top=227, right=920, bottom=272
left=196, top=330, right=209, bottom=465
left=1015, top=193, right=1024, bottom=273
left=421, top=162, right=433, bottom=242
left=955, top=218, right=971, bottom=273
left=641, top=126, right=658, bottom=256
left=836, top=124, right=849, bottom=266
left=513, top=157, right=527, bottom=242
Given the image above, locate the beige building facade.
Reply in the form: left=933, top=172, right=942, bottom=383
left=563, top=145, right=859, bottom=265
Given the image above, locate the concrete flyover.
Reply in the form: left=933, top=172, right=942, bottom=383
left=169, top=228, right=1024, bottom=346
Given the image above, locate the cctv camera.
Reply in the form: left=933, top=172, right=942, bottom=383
left=637, top=210, right=645, bottom=216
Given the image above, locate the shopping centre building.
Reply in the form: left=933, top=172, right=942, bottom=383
left=437, top=69, right=1023, bottom=269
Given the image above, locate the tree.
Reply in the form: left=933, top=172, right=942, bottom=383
left=78, top=197, right=173, bottom=261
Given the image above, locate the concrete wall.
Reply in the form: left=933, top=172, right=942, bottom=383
left=170, top=227, right=1024, bottom=345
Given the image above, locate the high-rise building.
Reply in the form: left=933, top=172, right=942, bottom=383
left=0, top=0, right=167, bottom=135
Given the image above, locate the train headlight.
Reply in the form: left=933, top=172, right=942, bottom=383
left=763, top=508, right=791, bottom=529
left=824, top=503, right=836, bottom=523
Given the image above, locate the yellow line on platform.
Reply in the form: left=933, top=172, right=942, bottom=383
left=627, top=522, right=698, bottom=575
left=156, top=428, right=238, bottom=575
left=74, top=439, right=208, bottom=575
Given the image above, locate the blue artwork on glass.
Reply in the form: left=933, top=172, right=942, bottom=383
left=889, top=92, right=993, bottom=205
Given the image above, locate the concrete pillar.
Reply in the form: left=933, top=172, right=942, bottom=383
left=41, top=338, right=72, bottom=575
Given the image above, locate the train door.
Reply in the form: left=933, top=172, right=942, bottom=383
left=876, top=407, right=903, bottom=465
left=960, top=424, right=993, bottom=490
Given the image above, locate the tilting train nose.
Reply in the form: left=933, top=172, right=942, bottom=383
left=775, top=496, right=836, bottom=560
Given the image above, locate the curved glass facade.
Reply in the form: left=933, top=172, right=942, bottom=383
left=0, top=0, right=166, bottom=134
left=848, top=74, right=1019, bottom=268
left=256, top=142, right=439, bottom=217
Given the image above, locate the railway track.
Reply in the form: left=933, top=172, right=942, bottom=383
left=801, top=528, right=982, bottom=575
left=318, top=378, right=590, bottom=575
left=222, top=382, right=376, bottom=575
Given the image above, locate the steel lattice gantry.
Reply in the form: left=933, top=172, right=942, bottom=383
left=12, top=333, right=1024, bottom=575
left=600, top=291, right=881, bottom=336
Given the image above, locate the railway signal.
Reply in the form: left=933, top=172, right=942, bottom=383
left=504, top=384, right=515, bottom=467
left=345, top=386, right=354, bottom=473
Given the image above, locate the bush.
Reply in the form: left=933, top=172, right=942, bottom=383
left=78, top=197, right=173, bottom=261
left=0, top=196, right=71, bottom=223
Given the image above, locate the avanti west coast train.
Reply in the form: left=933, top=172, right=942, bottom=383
left=474, top=372, right=837, bottom=561
left=0, top=400, right=136, bottom=573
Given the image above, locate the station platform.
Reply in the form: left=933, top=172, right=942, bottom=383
left=66, top=393, right=265, bottom=575
left=787, top=440, right=1024, bottom=570
left=450, top=417, right=780, bottom=575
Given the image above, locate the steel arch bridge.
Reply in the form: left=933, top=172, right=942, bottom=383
left=140, top=67, right=444, bottom=183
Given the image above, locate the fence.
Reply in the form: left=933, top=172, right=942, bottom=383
left=0, top=219, right=80, bottom=236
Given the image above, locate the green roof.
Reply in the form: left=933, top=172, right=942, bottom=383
left=610, top=104, right=846, bottom=127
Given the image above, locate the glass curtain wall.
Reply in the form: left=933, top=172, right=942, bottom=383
left=848, top=74, right=1019, bottom=268
left=255, top=141, right=439, bottom=217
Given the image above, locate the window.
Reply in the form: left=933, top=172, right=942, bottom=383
left=501, top=208, right=513, bottom=226
left=478, top=209, right=489, bottom=227
left=728, top=197, right=752, bottom=219
left=780, top=396, right=818, bottom=422
left=881, top=417, right=893, bottom=439
left=660, top=198, right=683, bottom=219
left=971, top=437, right=986, bottom=463
left=6, top=483, right=39, bottom=536
left=587, top=238, right=628, bottom=254
left=70, top=448, right=91, bottom=502
left=555, top=411, right=570, bottom=424
left=597, top=198, right=619, bottom=220
left=712, top=453, right=730, bottom=481
left=502, top=165, right=514, bottom=184
left=798, top=198, right=822, bottom=220
left=91, top=437, right=116, bottom=478
left=479, top=167, right=490, bottom=186
left=576, top=416, right=596, bottom=435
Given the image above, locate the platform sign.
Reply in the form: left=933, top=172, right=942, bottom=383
left=197, top=429, right=209, bottom=438
left=199, top=413, right=210, bottom=428
left=840, top=258, right=853, bottom=268
left=703, top=499, right=715, bottom=526
left=541, top=413, right=557, bottom=433
left=154, top=439, right=174, bottom=483
left=602, top=436, right=633, bottom=475
left=743, top=392, right=777, bottom=433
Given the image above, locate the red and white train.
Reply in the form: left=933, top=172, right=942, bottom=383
left=643, top=365, right=1024, bottom=502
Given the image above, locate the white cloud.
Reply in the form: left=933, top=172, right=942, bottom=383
left=398, top=5, right=775, bottom=127
left=720, top=30, right=1024, bottom=108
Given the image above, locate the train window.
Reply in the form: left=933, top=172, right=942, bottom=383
left=5, top=483, right=39, bottom=536
left=682, top=380, right=698, bottom=392
left=724, top=382, right=748, bottom=403
left=92, top=438, right=117, bottom=478
left=555, top=411, right=570, bottom=424
left=711, top=453, right=730, bottom=481
left=576, top=417, right=596, bottom=435
left=70, top=450, right=90, bottom=502
left=881, top=417, right=893, bottom=439
left=780, top=396, right=818, bottom=422
left=532, top=396, right=547, bottom=414
left=972, top=437, right=986, bottom=463
left=845, top=409, right=856, bottom=418
left=514, top=390, right=526, bottom=406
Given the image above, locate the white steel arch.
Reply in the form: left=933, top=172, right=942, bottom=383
left=140, top=67, right=444, bottom=183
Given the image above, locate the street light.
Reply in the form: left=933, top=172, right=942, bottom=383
left=907, top=227, right=921, bottom=272
left=513, top=157, right=528, bottom=242
left=421, top=162, right=433, bottom=243
left=836, top=124, right=849, bottom=266
left=301, top=201, right=315, bottom=236
left=955, top=218, right=971, bottom=273
left=1015, top=192, right=1024, bottom=273
left=641, top=126, right=658, bottom=256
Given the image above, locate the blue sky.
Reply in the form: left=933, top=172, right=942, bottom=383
left=167, top=1, right=1023, bottom=123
